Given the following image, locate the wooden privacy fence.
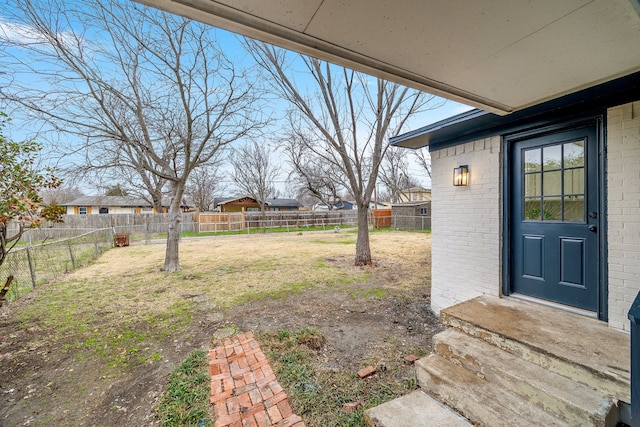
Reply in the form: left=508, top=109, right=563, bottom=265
left=8, top=210, right=369, bottom=238
left=372, top=209, right=392, bottom=228
left=195, top=210, right=362, bottom=232
left=195, top=212, right=245, bottom=232
left=45, top=212, right=195, bottom=229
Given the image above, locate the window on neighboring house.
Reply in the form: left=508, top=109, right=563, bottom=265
left=419, top=193, right=423, bottom=201
left=141, top=207, right=153, bottom=212
left=420, top=207, right=429, bottom=216
left=78, top=206, right=88, bottom=215
left=272, top=207, right=280, bottom=211
left=412, top=193, right=416, bottom=201
left=99, top=207, right=109, bottom=214
left=247, top=207, right=259, bottom=212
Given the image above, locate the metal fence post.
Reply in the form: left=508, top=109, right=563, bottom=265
left=93, top=231, right=99, bottom=257
left=67, top=239, right=76, bottom=270
left=26, top=246, right=36, bottom=289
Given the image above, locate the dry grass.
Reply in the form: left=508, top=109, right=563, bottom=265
left=68, top=229, right=429, bottom=316
left=4, top=229, right=432, bottom=426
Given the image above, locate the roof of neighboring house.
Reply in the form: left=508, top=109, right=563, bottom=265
left=392, top=201, right=431, bottom=208
left=312, top=200, right=354, bottom=210
left=61, top=196, right=150, bottom=207
left=404, top=187, right=431, bottom=192
left=267, top=198, right=301, bottom=208
left=215, top=196, right=301, bottom=208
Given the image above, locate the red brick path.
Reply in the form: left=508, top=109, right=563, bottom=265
left=209, top=332, right=305, bottom=427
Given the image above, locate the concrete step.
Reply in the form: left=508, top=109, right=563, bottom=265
left=364, top=390, right=472, bottom=427
left=440, top=296, right=630, bottom=402
left=416, top=354, right=570, bottom=427
left=432, top=328, right=618, bottom=426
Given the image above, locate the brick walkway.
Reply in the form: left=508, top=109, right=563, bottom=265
left=209, top=332, right=305, bottom=427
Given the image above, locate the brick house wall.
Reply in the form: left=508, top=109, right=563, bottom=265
left=607, top=101, right=640, bottom=332
left=428, top=101, right=640, bottom=332
left=430, top=136, right=502, bottom=315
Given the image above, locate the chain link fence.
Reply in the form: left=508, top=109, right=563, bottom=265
left=391, top=215, right=432, bottom=231
left=0, top=228, right=114, bottom=305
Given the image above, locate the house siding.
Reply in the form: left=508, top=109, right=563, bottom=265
left=430, top=136, right=502, bottom=315
left=607, top=101, right=640, bottom=332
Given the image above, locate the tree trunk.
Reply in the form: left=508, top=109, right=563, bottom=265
left=0, top=275, right=14, bottom=308
left=163, top=194, right=183, bottom=272
left=354, top=205, right=372, bottom=266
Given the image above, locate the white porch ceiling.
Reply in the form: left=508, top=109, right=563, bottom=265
left=138, top=0, right=640, bottom=115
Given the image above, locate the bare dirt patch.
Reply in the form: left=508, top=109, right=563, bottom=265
left=0, top=230, right=442, bottom=426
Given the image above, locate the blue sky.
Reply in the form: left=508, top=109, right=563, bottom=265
left=0, top=2, right=473, bottom=195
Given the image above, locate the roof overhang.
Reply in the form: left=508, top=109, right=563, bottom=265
left=137, top=0, right=640, bottom=116
left=391, top=70, right=640, bottom=151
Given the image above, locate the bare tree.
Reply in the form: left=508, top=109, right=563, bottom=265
left=104, top=184, right=129, bottom=197
left=40, top=183, right=84, bottom=206
left=185, top=165, right=226, bottom=212
left=85, top=153, right=169, bottom=213
left=247, top=41, right=441, bottom=265
left=283, top=130, right=345, bottom=210
left=230, top=140, right=280, bottom=211
left=414, top=148, right=433, bottom=180
left=0, top=0, right=266, bottom=272
left=379, top=147, right=411, bottom=204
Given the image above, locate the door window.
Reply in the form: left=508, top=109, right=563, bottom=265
left=523, top=140, right=585, bottom=222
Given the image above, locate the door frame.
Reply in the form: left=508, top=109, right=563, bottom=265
left=502, top=115, right=608, bottom=321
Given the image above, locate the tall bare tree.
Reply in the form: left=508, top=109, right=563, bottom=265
left=247, top=41, right=441, bottom=265
left=230, top=140, right=280, bottom=211
left=0, top=0, right=266, bottom=271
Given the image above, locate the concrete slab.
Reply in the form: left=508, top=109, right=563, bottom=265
left=364, top=390, right=472, bottom=427
left=440, top=295, right=630, bottom=401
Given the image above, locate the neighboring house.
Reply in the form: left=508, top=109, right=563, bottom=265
left=365, top=201, right=389, bottom=210
left=62, top=196, right=160, bottom=215
left=62, top=196, right=193, bottom=214
left=138, top=2, right=640, bottom=425
left=397, top=187, right=431, bottom=203
left=311, top=200, right=354, bottom=211
left=215, top=196, right=301, bottom=212
left=391, top=201, right=431, bottom=231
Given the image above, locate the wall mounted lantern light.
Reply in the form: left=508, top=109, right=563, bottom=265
left=453, top=165, right=469, bottom=186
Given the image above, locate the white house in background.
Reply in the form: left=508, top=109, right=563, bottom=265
left=61, top=196, right=193, bottom=214
left=135, top=1, right=640, bottom=425
left=61, top=196, right=156, bottom=215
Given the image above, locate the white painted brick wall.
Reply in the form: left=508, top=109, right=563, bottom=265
left=430, top=136, right=502, bottom=315
left=430, top=103, right=639, bottom=330
left=607, top=101, right=640, bottom=332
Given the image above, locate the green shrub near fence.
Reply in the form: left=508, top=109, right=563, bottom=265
left=0, top=228, right=114, bottom=304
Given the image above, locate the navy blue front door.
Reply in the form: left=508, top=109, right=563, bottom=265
left=511, top=125, right=599, bottom=312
